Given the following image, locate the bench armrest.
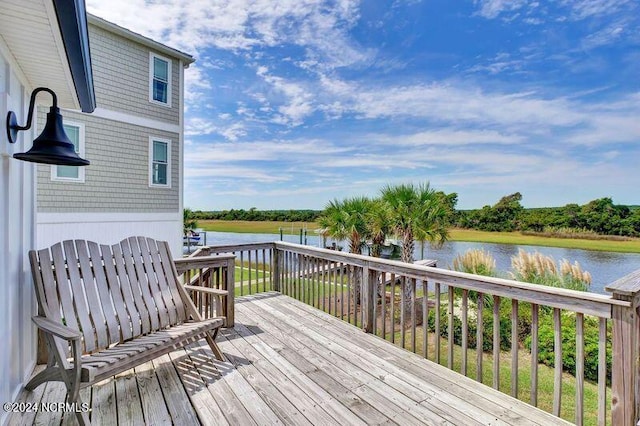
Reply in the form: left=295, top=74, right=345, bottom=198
left=32, top=316, right=82, bottom=341
left=183, top=285, right=228, bottom=296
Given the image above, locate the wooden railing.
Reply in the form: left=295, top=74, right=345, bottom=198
left=190, top=241, right=640, bottom=425
left=187, top=243, right=274, bottom=297
left=174, top=253, right=235, bottom=327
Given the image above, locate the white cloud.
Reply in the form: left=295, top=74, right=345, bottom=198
left=185, top=165, right=292, bottom=183
left=467, top=52, right=526, bottom=75
left=255, top=68, right=315, bottom=126
left=564, top=0, right=635, bottom=20
left=86, top=0, right=368, bottom=69
left=185, top=139, right=353, bottom=164
left=581, top=22, right=626, bottom=50
left=185, top=118, right=247, bottom=141
left=373, top=129, right=524, bottom=146
left=473, top=0, right=530, bottom=19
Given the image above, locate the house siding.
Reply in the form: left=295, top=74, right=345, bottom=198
left=37, top=110, right=179, bottom=212
left=0, top=42, right=37, bottom=426
left=89, top=25, right=180, bottom=123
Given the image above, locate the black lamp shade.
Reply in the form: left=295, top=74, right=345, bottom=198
left=12, top=106, right=90, bottom=166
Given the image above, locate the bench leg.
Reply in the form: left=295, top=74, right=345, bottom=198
left=25, top=367, right=64, bottom=390
left=205, top=329, right=225, bottom=361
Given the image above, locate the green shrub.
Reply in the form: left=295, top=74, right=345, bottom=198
left=427, top=299, right=512, bottom=352
left=524, top=310, right=611, bottom=384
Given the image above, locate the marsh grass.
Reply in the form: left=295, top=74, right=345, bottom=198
left=510, top=249, right=591, bottom=290
left=452, top=249, right=497, bottom=276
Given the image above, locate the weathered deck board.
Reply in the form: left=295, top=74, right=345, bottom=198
left=11, top=292, right=570, bottom=426
left=266, top=293, right=566, bottom=425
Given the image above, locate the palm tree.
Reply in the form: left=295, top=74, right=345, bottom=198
left=381, top=183, right=449, bottom=319
left=318, top=197, right=372, bottom=306
left=366, top=199, right=392, bottom=258
left=317, top=197, right=371, bottom=255
left=381, top=182, right=448, bottom=263
left=183, top=208, right=198, bottom=236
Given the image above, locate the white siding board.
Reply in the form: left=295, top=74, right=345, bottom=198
left=0, top=47, right=37, bottom=426
left=37, top=214, right=183, bottom=259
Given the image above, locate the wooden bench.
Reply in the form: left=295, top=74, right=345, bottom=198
left=24, top=237, right=231, bottom=425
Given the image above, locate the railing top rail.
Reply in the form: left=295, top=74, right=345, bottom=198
left=273, top=241, right=631, bottom=318
left=193, top=242, right=276, bottom=256
left=605, top=269, right=640, bottom=300
left=174, top=253, right=236, bottom=273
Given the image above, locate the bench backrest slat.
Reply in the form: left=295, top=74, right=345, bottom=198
left=86, top=241, right=121, bottom=345
left=76, top=241, right=111, bottom=349
left=96, top=242, right=134, bottom=341
left=112, top=243, right=149, bottom=335
left=50, top=243, right=83, bottom=346
left=157, top=239, right=187, bottom=322
left=145, top=237, right=178, bottom=324
left=132, top=237, right=170, bottom=328
left=30, top=237, right=189, bottom=354
left=32, top=249, right=70, bottom=358
left=121, top=239, right=160, bottom=332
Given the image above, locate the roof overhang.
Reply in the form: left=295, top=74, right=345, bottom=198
left=0, top=0, right=95, bottom=112
left=88, top=14, right=195, bottom=67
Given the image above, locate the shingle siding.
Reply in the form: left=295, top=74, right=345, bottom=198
left=89, top=25, right=180, bottom=123
left=36, top=21, right=185, bottom=214
left=37, top=110, right=180, bottom=213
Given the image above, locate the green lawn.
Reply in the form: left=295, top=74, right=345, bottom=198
left=199, top=220, right=640, bottom=253
left=200, top=220, right=317, bottom=235
left=449, top=228, right=640, bottom=253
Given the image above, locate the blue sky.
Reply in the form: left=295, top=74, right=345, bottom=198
left=87, top=0, right=639, bottom=210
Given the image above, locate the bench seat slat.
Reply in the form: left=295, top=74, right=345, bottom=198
left=77, top=318, right=223, bottom=382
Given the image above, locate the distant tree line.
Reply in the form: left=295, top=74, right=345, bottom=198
left=191, top=207, right=321, bottom=222
left=189, top=194, right=640, bottom=237
left=454, top=193, right=640, bottom=237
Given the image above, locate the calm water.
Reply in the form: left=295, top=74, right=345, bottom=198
left=198, top=231, right=640, bottom=294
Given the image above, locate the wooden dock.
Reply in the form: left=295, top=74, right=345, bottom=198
left=10, top=292, right=569, bottom=425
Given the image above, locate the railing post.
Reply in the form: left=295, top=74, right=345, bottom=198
left=225, top=257, right=235, bottom=328
left=361, top=264, right=374, bottom=333
left=606, top=270, right=640, bottom=426
left=273, top=247, right=281, bottom=292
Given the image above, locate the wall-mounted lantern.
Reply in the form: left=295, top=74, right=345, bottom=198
left=6, top=87, right=89, bottom=166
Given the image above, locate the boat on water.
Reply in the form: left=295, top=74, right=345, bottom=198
left=183, top=229, right=205, bottom=246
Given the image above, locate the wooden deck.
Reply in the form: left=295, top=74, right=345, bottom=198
left=10, top=292, right=570, bottom=425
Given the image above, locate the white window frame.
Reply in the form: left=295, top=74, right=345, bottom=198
left=51, top=120, right=85, bottom=183
left=149, top=137, right=172, bottom=188
left=149, top=52, right=172, bottom=107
